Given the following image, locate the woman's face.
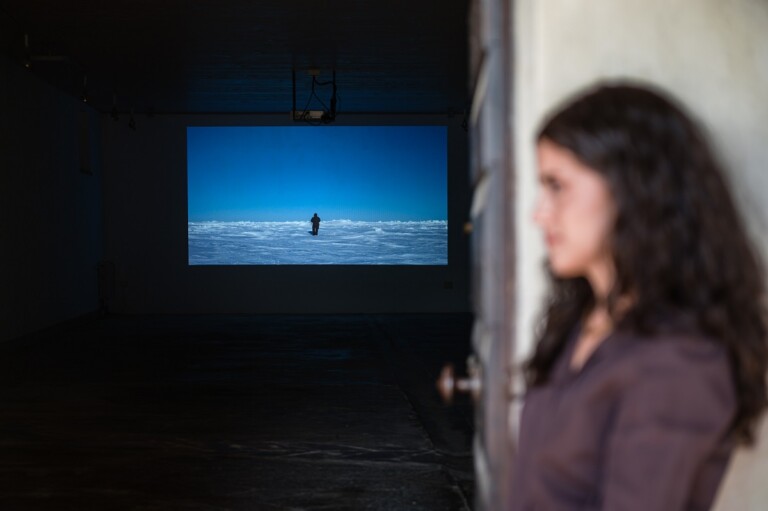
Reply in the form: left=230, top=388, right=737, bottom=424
left=533, top=139, right=616, bottom=287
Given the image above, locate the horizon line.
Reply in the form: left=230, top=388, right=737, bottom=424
left=188, top=219, right=448, bottom=223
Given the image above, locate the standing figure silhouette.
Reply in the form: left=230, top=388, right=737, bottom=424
left=310, top=213, right=321, bottom=236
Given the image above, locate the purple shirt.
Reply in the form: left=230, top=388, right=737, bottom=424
left=509, top=328, right=736, bottom=510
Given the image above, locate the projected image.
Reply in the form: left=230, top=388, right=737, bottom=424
left=187, top=126, right=448, bottom=265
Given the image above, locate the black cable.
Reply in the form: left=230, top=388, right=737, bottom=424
left=295, top=72, right=338, bottom=124
left=310, top=76, right=330, bottom=112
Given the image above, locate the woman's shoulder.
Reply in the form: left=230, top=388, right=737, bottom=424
left=608, top=330, right=736, bottom=418
left=618, top=329, right=730, bottom=374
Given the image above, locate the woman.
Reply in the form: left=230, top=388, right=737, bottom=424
left=510, top=83, right=768, bottom=510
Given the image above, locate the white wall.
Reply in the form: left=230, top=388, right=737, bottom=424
left=0, top=55, right=104, bottom=342
left=101, top=114, right=471, bottom=314
left=512, top=0, right=768, bottom=507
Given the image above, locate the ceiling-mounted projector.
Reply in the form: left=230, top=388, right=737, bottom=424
left=292, top=110, right=326, bottom=121
left=292, top=68, right=337, bottom=124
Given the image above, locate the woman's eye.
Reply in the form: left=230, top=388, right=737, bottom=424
left=545, top=177, right=561, bottom=192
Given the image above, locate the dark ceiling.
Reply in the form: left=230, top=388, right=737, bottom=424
left=0, top=0, right=469, bottom=116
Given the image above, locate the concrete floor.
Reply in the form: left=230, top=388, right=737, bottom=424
left=0, top=314, right=474, bottom=510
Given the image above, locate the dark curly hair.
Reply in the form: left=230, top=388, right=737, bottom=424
left=526, top=83, right=768, bottom=444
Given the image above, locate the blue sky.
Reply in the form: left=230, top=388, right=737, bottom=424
left=187, top=126, right=447, bottom=222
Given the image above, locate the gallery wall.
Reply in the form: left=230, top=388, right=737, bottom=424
left=0, top=55, right=103, bottom=342
left=0, top=49, right=470, bottom=342
left=101, top=114, right=470, bottom=314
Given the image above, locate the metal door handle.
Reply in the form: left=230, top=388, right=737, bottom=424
left=437, top=355, right=482, bottom=403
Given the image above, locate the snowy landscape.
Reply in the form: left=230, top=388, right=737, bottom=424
left=188, top=220, right=447, bottom=265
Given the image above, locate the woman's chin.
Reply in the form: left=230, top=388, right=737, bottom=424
left=547, top=259, right=581, bottom=279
